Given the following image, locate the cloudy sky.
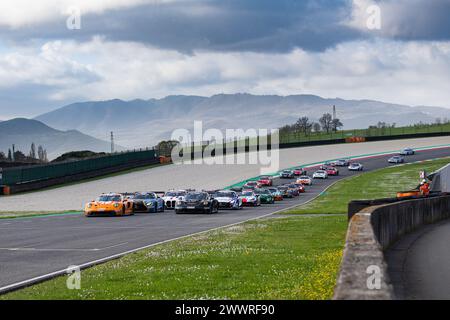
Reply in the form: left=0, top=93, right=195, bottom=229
left=0, top=0, right=449, bottom=119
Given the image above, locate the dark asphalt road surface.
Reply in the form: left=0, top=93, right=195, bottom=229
left=0, top=147, right=449, bottom=292
left=386, top=219, right=450, bottom=300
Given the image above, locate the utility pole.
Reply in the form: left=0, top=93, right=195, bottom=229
left=12, top=144, right=15, bottom=161
left=332, top=105, right=336, bottom=120
left=110, top=131, right=115, bottom=153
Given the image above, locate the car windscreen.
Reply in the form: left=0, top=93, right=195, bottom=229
left=98, top=195, right=121, bottom=201
left=185, top=193, right=206, bottom=201
left=300, top=176, right=309, bottom=179
left=242, top=192, right=254, bottom=196
left=134, top=193, right=156, bottom=200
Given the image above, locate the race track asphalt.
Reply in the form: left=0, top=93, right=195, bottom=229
left=0, top=145, right=449, bottom=293
left=386, top=219, right=450, bottom=300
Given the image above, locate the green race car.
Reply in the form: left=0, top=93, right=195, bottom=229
left=254, top=188, right=275, bottom=204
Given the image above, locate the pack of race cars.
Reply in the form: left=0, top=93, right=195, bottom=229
left=83, top=158, right=367, bottom=217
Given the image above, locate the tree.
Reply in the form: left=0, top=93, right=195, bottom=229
left=296, top=117, right=313, bottom=136
left=331, top=118, right=343, bottom=132
left=319, top=113, right=333, bottom=133
left=156, top=140, right=180, bottom=157
left=13, top=150, right=26, bottom=161
left=312, top=122, right=321, bottom=133
left=29, top=142, right=36, bottom=159
left=0, top=151, right=5, bottom=160
left=38, top=145, right=45, bottom=161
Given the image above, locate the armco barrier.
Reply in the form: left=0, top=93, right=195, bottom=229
left=334, top=194, right=450, bottom=300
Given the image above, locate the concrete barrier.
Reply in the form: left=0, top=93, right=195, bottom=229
left=334, top=195, right=450, bottom=300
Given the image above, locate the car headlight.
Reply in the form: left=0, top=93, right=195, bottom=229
left=87, top=203, right=92, bottom=208
left=203, top=200, right=209, bottom=205
left=176, top=200, right=182, bottom=205
left=114, top=203, right=120, bottom=208
left=145, top=201, right=153, bottom=207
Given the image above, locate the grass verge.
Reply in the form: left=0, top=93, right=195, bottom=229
left=285, top=157, right=450, bottom=215
left=1, top=215, right=347, bottom=300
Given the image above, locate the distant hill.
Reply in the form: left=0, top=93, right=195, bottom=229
left=0, top=118, right=122, bottom=160
left=34, top=94, right=450, bottom=148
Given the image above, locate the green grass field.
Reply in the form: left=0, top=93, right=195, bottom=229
left=2, top=215, right=347, bottom=300
left=286, top=157, right=450, bottom=215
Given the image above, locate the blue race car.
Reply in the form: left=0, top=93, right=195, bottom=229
left=131, top=192, right=165, bottom=213
left=214, top=190, right=243, bottom=210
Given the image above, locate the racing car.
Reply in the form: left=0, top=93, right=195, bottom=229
left=388, top=155, right=405, bottom=164
left=320, top=166, right=339, bottom=176
left=257, top=176, right=273, bottom=186
left=284, top=184, right=300, bottom=196
left=297, top=175, right=313, bottom=186
left=239, top=190, right=261, bottom=206
left=292, top=183, right=306, bottom=193
left=243, top=181, right=260, bottom=190
left=313, top=170, right=328, bottom=179
left=334, top=159, right=351, bottom=166
left=84, top=193, right=134, bottom=217
left=175, top=192, right=219, bottom=214
left=214, top=190, right=243, bottom=209
left=267, top=188, right=284, bottom=201
left=293, top=167, right=307, bottom=176
left=131, top=192, right=165, bottom=213
left=162, top=190, right=187, bottom=209
left=277, top=186, right=295, bottom=198
left=400, top=148, right=415, bottom=156
left=348, top=163, right=364, bottom=171
left=280, top=170, right=295, bottom=179
left=254, top=188, right=275, bottom=204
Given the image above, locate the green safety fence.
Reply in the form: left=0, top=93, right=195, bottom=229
left=1, top=150, right=157, bottom=185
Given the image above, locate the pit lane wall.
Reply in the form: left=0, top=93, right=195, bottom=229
left=333, top=194, right=450, bottom=300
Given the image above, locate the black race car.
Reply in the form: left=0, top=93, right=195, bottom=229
left=175, top=192, right=219, bottom=214
left=280, top=170, right=295, bottom=179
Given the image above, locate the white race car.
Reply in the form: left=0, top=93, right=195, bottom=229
left=348, top=163, right=364, bottom=171
left=162, top=190, right=187, bottom=209
left=313, top=170, right=328, bottom=179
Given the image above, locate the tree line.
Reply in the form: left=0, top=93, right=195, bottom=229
left=0, top=143, right=48, bottom=163
left=279, top=113, right=343, bottom=136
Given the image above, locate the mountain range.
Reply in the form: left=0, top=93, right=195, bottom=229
left=0, top=118, right=120, bottom=160
left=34, top=94, right=450, bottom=148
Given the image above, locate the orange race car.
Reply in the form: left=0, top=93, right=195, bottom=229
left=84, top=193, right=134, bottom=217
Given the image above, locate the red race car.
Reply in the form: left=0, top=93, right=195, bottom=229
left=321, top=166, right=339, bottom=176
left=293, top=167, right=307, bottom=176
left=257, top=176, right=273, bottom=186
